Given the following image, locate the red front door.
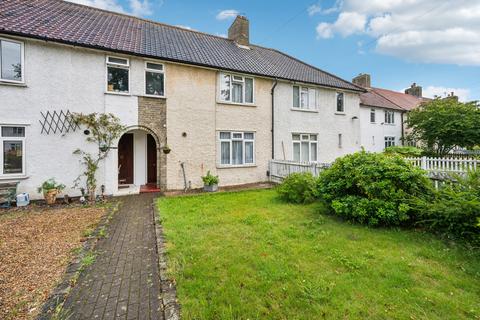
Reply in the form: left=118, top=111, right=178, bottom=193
left=147, top=134, right=157, bottom=184
left=118, top=134, right=134, bottom=185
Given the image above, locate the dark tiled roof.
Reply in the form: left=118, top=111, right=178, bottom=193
left=360, top=87, right=427, bottom=111
left=0, top=0, right=363, bottom=92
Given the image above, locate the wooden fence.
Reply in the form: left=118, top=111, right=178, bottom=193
left=269, top=160, right=330, bottom=182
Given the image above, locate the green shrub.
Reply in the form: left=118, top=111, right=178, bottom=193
left=277, top=172, right=317, bottom=204
left=201, top=171, right=219, bottom=186
left=317, top=151, right=433, bottom=226
left=384, top=146, right=423, bottom=157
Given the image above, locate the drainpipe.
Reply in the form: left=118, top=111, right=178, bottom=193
left=401, top=111, right=405, bottom=146
left=271, top=79, right=278, bottom=159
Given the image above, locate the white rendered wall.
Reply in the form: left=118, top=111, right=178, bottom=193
left=359, top=106, right=403, bottom=152
left=273, top=81, right=362, bottom=163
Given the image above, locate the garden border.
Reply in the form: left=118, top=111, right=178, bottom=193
left=152, top=199, right=181, bottom=320
left=36, top=200, right=120, bottom=320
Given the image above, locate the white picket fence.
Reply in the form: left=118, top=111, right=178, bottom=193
left=405, top=156, right=478, bottom=173
left=269, top=160, right=330, bottom=182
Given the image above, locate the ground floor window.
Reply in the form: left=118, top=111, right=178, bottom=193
left=293, top=133, right=317, bottom=162
left=1, top=126, right=25, bottom=175
left=219, top=131, right=255, bottom=166
left=384, top=136, right=395, bottom=148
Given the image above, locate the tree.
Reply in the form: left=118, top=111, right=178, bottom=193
left=406, top=98, right=480, bottom=156
left=72, top=113, right=125, bottom=202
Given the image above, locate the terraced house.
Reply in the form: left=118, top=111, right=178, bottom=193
left=0, top=0, right=364, bottom=199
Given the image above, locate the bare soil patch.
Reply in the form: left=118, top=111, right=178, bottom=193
left=0, top=206, right=105, bottom=320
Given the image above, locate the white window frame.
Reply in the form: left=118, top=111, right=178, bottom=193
left=106, top=56, right=130, bottom=94
left=0, top=125, right=26, bottom=178
left=218, top=73, right=255, bottom=105
left=292, top=133, right=318, bottom=162
left=218, top=131, right=255, bottom=167
left=384, top=136, right=396, bottom=148
left=336, top=92, right=345, bottom=113
left=384, top=110, right=395, bottom=124
left=370, top=108, right=376, bottom=123
left=144, top=61, right=166, bottom=98
left=292, top=85, right=317, bottom=110
left=0, top=37, right=25, bottom=84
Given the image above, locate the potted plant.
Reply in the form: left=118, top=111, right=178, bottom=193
left=37, top=178, right=66, bottom=205
left=201, top=171, right=219, bottom=192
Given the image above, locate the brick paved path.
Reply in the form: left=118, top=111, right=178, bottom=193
left=63, top=194, right=163, bottom=320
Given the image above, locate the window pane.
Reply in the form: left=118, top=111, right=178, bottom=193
left=308, top=89, right=316, bottom=109
left=108, top=57, right=128, bottom=65
left=1, top=40, right=22, bottom=81
left=233, top=133, right=242, bottom=139
left=107, top=66, right=129, bottom=92
left=310, top=143, right=317, bottom=161
left=391, top=112, right=395, bottom=123
left=301, top=142, right=309, bottom=162
left=245, top=141, right=254, bottom=163
left=3, top=141, right=22, bottom=174
left=232, top=141, right=243, bottom=164
left=301, top=134, right=309, bottom=140
left=245, top=78, right=253, bottom=103
left=293, top=143, right=300, bottom=162
left=221, top=141, right=230, bottom=164
left=220, top=132, right=231, bottom=139
left=336, top=93, right=344, bottom=112
left=233, top=75, right=243, bottom=81
left=310, top=134, right=317, bottom=141
left=220, top=74, right=231, bottom=101
left=2, top=126, right=24, bottom=137
left=300, top=89, right=308, bottom=108
left=370, top=109, right=375, bottom=122
left=145, top=71, right=164, bottom=96
left=292, top=134, right=300, bottom=141
left=293, top=86, right=299, bottom=108
left=244, top=132, right=254, bottom=140
left=146, top=62, right=163, bottom=70
left=232, top=82, right=243, bottom=103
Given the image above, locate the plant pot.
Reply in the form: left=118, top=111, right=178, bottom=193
left=44, top=190, right=58, bottom=205
left=203, top=184, right=218, bottom=192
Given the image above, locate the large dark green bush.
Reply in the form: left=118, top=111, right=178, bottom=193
left=277, top=172, right=317, bottom=204
left=317, top=151, right=434, bottom=226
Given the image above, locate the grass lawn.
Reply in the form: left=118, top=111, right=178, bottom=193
left=158, top=189, right=480, bottom=320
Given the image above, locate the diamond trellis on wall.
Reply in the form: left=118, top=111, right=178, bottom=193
left=39, top=110, right=79, bottom=134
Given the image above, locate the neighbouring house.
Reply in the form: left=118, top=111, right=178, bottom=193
left=352, top=74, right=427, bottom=151
left=0, top=0, right=362, bottom=199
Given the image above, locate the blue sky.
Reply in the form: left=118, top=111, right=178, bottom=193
left=71, top=0, right=479, bottom=101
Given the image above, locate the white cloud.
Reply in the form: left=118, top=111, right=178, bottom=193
left=423, top=86, right=471, bottom=102
left=314, top=0, right=480, bottom=65
left=216, top=9, right=239, bottom=21
left=176, top=25, right=193, bottom=30
left=308, top=4, right=322, bottom=16
left=66, top=0, right=159, bottom=16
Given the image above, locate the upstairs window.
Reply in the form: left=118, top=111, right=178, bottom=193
left=293, top=86, right=316, bottom=110
left=0, top=38, right=24, bottom=83
left=385, top=110, right=395, bottom=124
left=145, top=62, right=165, bottom=97
left=106, top=56, right=129, bottom=93
left=336, top=92, right=344, bottom=112
left=1, top=126, right=25, bottom=175
left=292, top=134, right=317, bottom=162
left=370, top=108, right=376, bottom=123
left=219, top=131, right=255, bottom=166
left=219, top=73, right=254, bottom=104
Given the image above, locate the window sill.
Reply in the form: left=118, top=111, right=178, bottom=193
left=291, top=108, right=318, bottom=113
left=216, top=164, right=257, bottom=169
left=0, top=175, right=28, bottom=181
left=105, top=91, right=131, bottom=96
left=217, top=101, right=256, bottom=108
left=138, top=94, right=167, bottom=100
left=335, top=112, right=346, bottom=115
left=384, top=123, right=396, bottom=126
left=0, top=81, right=27, bottom=87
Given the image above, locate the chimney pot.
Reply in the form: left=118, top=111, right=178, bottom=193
left=405, top=82, right=423, bottom=98
left=352, top=73, right=371, bottom=88
left=228, top=15, right=249, bottom=46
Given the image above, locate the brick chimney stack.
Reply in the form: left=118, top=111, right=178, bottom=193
left=228, top=15, right=249, bottom=46
left=352, top=73, right=371, bottom=88
left=405, top=83, right=423, bottom=98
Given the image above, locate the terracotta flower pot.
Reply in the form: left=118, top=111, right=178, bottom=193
left=44, top=190, right=58, bottom=205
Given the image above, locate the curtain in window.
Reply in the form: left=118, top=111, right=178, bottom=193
left=293, top=143, right=300, bottom=162
left=300, top=89, right=308, bottom=108
left=220, top=74, right=231, bottom=101
left=1, top=41, right=22, bottom=81
left=301, top=141, right=309, bottom=162
left=293, top=86, right=299, bottom=108
left=245, top=141, right=254, bottom=163
left=146, top=72, right=164, bottom=96
left=308, top=89, right=316, bottom=109
left=310, top=143, right=317, bottom=161
left=232, top=83, right=243, bottom=103
left=221, top=141, right=230, bottom=164
left=245, top=78, right=253, bottom=103
left=232, top=141, right=243, bottom=164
